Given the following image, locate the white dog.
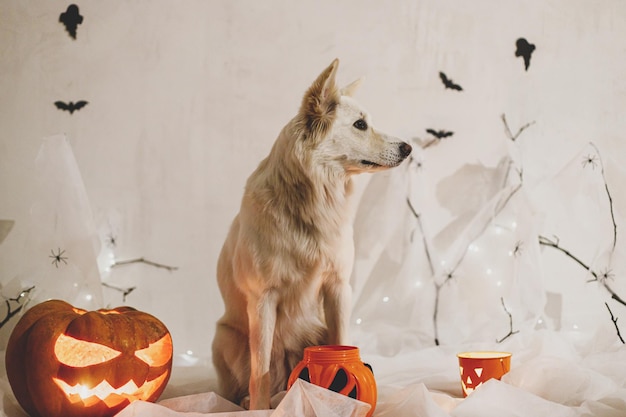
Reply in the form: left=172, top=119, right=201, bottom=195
left=211, top=59, right=412, bottom=409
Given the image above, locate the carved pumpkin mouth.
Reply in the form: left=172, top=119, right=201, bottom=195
left=52, top=371, right=169, bottom=408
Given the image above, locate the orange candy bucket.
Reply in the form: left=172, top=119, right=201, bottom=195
left=288, top=345, right=377, bottom=416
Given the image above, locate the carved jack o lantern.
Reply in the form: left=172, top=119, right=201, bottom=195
left=5, top=299, right=173, bottom=417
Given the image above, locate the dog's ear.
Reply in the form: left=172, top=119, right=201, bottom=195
left=319, top=58, right=339, bottom=101
left=297, top=59, right=340, bottom=139
left=340, top=77, right=364, bottom=97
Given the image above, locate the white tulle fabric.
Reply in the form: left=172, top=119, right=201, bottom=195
left=2, top=136, right=626, bottom=417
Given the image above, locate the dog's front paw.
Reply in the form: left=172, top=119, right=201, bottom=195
left=240, top=395, right=251, bottom=410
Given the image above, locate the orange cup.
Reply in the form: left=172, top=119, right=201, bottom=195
left=457, top=351, right=511, bottom=396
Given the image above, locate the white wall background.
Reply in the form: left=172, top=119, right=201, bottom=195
left=2, top=0, right=626, bottom=373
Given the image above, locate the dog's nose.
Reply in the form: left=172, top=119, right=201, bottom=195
left=399, top=142, right=412, bottom=158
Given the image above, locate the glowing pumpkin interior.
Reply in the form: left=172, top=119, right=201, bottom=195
left=50, top=310, right=173, bottom=409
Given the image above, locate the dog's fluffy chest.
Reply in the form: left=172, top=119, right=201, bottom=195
left=239, top=178, right=354, bottom=288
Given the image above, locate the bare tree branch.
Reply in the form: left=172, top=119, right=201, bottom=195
left=407, top=198, right=434, bottom=276
left=538, top=235, right=596, bottom=277
left=451, top=183, right=523, bottom=273
left=496, top=297, right=519, bottom=343
left=433, top=273, right=455, bottom=346
left=110, top=257, right=178, bottom=271
left=605, top=302, right=625, bottom=344
left=0, top=286, right=35, bottom=329
left=588, top=143, right=617, bottom=251
left=420, top=115, right=532, bottom=346
left=101, top=283, right=137, bottom=302
left=538, top=235, right=626, bottom=307
left=501, top=114, right=536, bottom=142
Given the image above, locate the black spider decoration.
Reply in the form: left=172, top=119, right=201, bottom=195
left=59, top=4, right=83, bottom=40
left=106, top=233, right=118, bottom=248
left=582, top=153, right=599, bottom=169
left=599, top=268, right=615, bottom=284
left=49, top=248, right=68, bottom=268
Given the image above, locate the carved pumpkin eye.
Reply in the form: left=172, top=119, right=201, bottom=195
left=55, top=334, right=121, bottom=367
left=134, top=334, right=173, bottom=367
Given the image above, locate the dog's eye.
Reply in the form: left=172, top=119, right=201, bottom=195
left=353, top=119, right=368, bottom=131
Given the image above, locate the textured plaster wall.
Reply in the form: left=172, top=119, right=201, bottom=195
left=1, top=0, right=626, bottom=364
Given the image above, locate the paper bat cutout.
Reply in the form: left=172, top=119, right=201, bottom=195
left=426, top=129, right=454, bottom=139
left=439, top=72, right=463, bottom=91
left=54, top=100, right=88, bottom=114
left=515, top=38, right=536, bottom=71
left=59, top=4, right=83, bottom=40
